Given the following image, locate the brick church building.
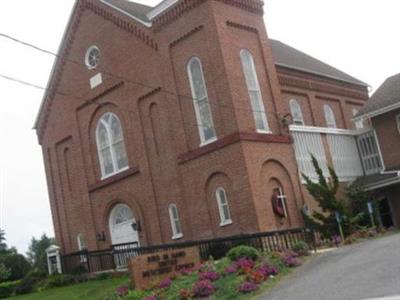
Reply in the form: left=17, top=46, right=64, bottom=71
left=35, top=0, right=371, bottom=256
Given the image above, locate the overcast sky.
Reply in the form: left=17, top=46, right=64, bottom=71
left=0, top=0, right=399, bottom=254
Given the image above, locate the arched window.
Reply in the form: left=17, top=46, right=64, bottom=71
left=240, top=49, right=270, bottom=133
left=324, top=105, right=337, bottom=128
left=168, top=204, right=183, bottom=240
left=289, top=99, right=304, bottom=126
left=96, top=112, right=128, bottom=178
left=77, top=234, right=87, bottom=263
left=187, top=57, right=217, bottom=145
left=77, top=234, right=87, bottom=251
left=216, top=187, right=232, bottom=226
left=352, top=109, right=364, bottom=129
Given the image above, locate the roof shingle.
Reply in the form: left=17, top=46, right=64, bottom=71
left=269, top=39, right=367, bottom=87
left=357, top=73, right=400, bottom=117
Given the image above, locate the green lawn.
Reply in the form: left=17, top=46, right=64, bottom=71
left=6, top=277, right=129, bottom=300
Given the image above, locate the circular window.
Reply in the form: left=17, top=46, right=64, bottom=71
left=85, top=45, right=100, bottom=69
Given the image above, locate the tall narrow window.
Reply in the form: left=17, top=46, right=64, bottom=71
left=352, top=109, right=364, bottom=129
left=96, top=112, right=129, bottom=178
left=168, top=204, right=183, bottom=240
left=289, top=99, right=304, bottom=125
left=187, top=57, right=217, bottom=145
left=216, top=188, right=232, bottom=226
left=324, top=105, right=337, bottom=128
left=77, top=234, right=87, bottom=251
left=240, top=49, right=270, bottom=133
left=396, top=114, right=400, bottom=135
left=77, top=234, right=87, bottom=263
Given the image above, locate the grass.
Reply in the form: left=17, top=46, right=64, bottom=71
left=5, top=277, right=129, bottom=300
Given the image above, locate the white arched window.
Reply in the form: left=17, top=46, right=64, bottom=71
left=187, top=57, right=217, bottom=145
left=77, top=234, right=87, bottom=251
left=77, top=234, right=87, bottom=262
left=240, top=49, right=270, bottom=133
left=96, top=112, right=129, bottom=178
left=324, top=105, right=337, bottom=128
left=289, top=99, right=304, bottom=126
left=216, top=187, right=232, bottom=226
left=352, top=109, right=364, bottom=129
left=168, top=204, right=183, bottom=240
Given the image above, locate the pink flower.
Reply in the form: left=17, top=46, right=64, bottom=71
left=199, top=271, right=220, bottom=281
left=115, top=285, right=129, bottom=297
left=224, top=264, right=238, bottom=275
left=258, top=264, right=279, bottom=277
left=192, top=280, right=215, bottom=298
left=237, top=281, right=259, bottom=293
left=158, top=278, right=172, bottom=289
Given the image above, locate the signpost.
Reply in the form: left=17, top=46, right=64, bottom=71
left=367, top=201, right=376, bottom=228
left=335, top=211, right=345, bottom=242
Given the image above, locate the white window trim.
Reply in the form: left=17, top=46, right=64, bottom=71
left=85, top=45, right=100, bottom=70
left=240, top=49, right=271, bottom=133
left=216, top=187, right=233, bottom=227
left=168, top=204, right=183, bottom=240
left=324, top=105, right=337, bottom=129
left=289, top=99, right=305, bottom=126
left=187, top=57, right=217, bottom=146
left=396, top=114, right=400, bottom=135
left=96, top=113, right=129, bottom=180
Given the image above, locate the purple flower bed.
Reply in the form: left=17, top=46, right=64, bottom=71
left=199, top=271, right=220, bottom=281
left=143, top=296, right=158, bottom=300
left=282, top=255, right=302, bottom=267
left=192, top=279, right=215, bottom=298
left=224, top=263, right=238, bottom=275
left=237, top=281, right=259, bottom=293
left=115, top=285, right=129, bottom=297
left=158, top=278, right=172, bottom=289
left=258, top=264, right=279, bottom=277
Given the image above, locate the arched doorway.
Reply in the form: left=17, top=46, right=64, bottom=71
left=109, top=204, right=139, bottom=246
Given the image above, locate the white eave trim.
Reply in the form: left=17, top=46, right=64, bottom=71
left=275, top=62, right=369, bottom=88
left=289, top=125, right=370, bottom=136
left=33, top=0, right=79, bottom=130
left=364, top=175, right=400, bottom=191
left=353, top=100, right=400, bottom=122
left=100, top=0, right=152, bottom=27
left=146, top=0, right=179, bottom=20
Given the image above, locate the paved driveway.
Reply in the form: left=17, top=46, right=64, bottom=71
left=261, top=233, right=400, bottom=300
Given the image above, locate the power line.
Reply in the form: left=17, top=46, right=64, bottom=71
left=0, top=32, right=281, bottom=117
left=0, top=72, right=225, bottom=131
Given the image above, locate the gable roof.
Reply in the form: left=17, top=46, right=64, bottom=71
left=269, top=39, right=367, bottom=87
left=34, top=0, right=368, bottom=137
left=102, top=0, right=153, bottom=22
left=356, top=73, right=400, bottom=119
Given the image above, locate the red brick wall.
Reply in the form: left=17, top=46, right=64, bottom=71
left=38, top=0, right=369, bottom=254
left=373, top=108, right=400, bottom=170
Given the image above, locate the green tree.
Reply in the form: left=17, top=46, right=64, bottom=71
left=26, top=234, right=55, bottom=273
left=0, top=263, right=11, bottom=282
left=1, top=254, right=31, bottom=281
left=0, top=230, right=8, bottom=254
left=302, top=155, right=345, bottom=237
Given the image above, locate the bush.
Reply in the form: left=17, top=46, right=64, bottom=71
left=69, top=265, right=87, bottom=276
left=15, top=277, right=36, bottom=295
left=1, top=254, right=31, bottom=281
left=292, top=241, right=310, bottom=256
left=227, top=246, right=259, bottom=261
left=42, top=274, right=74, bottom=290
left=0, top=281, right=19, bottom=298
left=93, top=272, right=112, bottom=281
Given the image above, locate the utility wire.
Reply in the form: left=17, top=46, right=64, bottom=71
left=0, top=32, right=282, bottom=117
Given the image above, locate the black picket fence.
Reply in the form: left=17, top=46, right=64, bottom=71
left=61, top=227, right=317, bottom=274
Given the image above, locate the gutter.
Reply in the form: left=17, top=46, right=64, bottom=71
left=353, top=100, right=400, bottom=123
